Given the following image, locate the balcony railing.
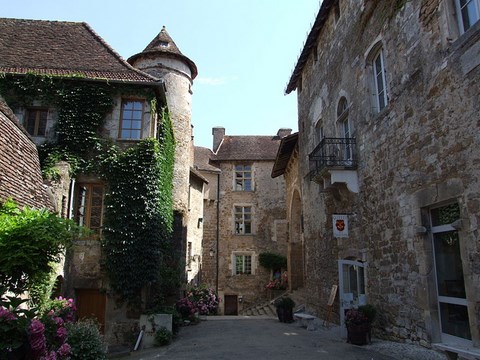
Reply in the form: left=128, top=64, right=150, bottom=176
left=308, top=137, right=357, bottom=180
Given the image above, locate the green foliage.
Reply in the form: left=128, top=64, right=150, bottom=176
left=66, top=319, right=107, bottom=360
left=0, top=73, right=177, bottom=305
left=154, top=326, right=172, bottom=346
left=259, top=252, right=287, bottom=270
left=0, top=199, right=82, bottom=294
left=358, top=304, right=377, bottom=323
left=28, top=264, right=60, bottom=309
left=102, top=137, right=174, bottom=304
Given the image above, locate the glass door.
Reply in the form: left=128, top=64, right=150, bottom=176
left=338, top=259, right=367, bottom=337
left=431, top=204, right=471, bottom=341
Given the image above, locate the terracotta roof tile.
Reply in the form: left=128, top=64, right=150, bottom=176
left=0, top=18, right=158, bottom=83
left=194, top=146, right=220, bottom=173
left=215, top=136, right=282, bottom=161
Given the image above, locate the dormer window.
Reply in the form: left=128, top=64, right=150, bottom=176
left=159, top=41, right=169, bottom=48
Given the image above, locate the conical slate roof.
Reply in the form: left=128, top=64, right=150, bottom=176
left=128, top=26, right=198, bottom=79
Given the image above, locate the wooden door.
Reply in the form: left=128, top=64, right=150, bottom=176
left=76, top=289, right=106, bottom=333
left=224, top=295, right=238, bottom=315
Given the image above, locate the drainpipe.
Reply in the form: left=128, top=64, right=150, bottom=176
left=215, top=173, right=220, bottom=294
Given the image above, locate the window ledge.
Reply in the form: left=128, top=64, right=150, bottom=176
left=450, top=20, right=480, bottom=54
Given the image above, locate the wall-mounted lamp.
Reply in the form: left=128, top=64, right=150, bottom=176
left=238, top=296, right=243, bottom=303
left=209, top=248, right=215, bottom=257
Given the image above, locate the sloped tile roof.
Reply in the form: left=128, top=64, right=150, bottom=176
left=214, top=136, right=282, bottom=161
left=0, top=18, right=158, bottom=83
left=285, top=0, right=335, bottom=94
left=128, top=26, right=197, bottom=79
left=194, top=146, right=220, bottom=173
left=271, top=132, right=298, bottom=178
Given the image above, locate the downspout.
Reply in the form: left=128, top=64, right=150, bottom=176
left=215, top=173, right=220, bottom=294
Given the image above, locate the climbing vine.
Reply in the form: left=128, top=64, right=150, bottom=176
left=102, top=110, right=175, bottom=303
left=0, top=74, right=176, bottom=305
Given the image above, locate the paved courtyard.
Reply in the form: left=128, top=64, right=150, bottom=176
left=120, top=316, right=447, bottom=360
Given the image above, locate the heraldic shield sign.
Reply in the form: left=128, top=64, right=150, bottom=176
left=333, top=214, right=349, bottom=238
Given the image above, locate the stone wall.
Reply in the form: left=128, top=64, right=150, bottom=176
left=215, top=160, right=288, bottom=312
left=293, top=0, right=480, bottom=346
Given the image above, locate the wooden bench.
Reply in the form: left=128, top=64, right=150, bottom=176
left=293, top=313, right=316, bottom=331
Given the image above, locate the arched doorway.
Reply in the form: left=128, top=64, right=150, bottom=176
left=288, top=190, right=304, bottom=290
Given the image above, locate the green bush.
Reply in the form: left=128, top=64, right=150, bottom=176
left=66, top=319, right=106, bottom=360
left=154, top=327, right=172, bottom=346
left=259, top=252, right=287, bottom=270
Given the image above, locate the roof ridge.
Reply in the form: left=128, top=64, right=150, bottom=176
left=81, top=22, right=159, bottom=82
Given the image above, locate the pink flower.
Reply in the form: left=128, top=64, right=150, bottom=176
left=0, top=306, right=16, bottom=321
left=57, top=343, right=71, bottom=358
left=54, top=317, right=64, bottom=327
left=28, top=319, right=47, bottom=358
left=56, top=326, right=68, bottom=342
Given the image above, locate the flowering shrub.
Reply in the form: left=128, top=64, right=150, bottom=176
left=0, top=293, right=105, bottom=360
left=175, top=285, right=219, bottom=319
left=265, top=279, right=286, bottom=290
left=344, top=308, right=369, bottom=329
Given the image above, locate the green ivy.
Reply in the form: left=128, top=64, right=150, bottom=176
left=0, top=74, right=177, bottom=305
left=102, top=110, right=175, bottom=305
left=259, top=252, right=287, bottom=270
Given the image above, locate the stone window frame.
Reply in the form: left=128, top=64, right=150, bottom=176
left=233, top=204, right=253, bottom=235
left=454, top=0, right=480, bottom=34
left=365, top=40, right=390, bottom=114
left=118, top=98, right=145, bottom=140
left=25, top=107, right=49, bottom=137
left=232, top=252, right=255, bottom=275
left=74, top=182, right=105, bottom=236
left=233, top=163, right=253, bottom=191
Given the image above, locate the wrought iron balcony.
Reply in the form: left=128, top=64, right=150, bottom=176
left=308, top=137, right=357, bottom=180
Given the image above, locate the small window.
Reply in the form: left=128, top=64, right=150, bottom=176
left=234, top=206, right=252, bottom=235
left=159, top=41, right=169, bottom=47
left=75, top=183, right=104, bottom=234
left=315, top=120, right=324, bottom=145
left=235, top=255, right=252, bottom=275
left=372, top=48, right=388, bottom=112
left=455, top=0, right=480, bottom=34
left=119, top=100, right=144, bottom=140
left=25, top=108, right=48, bottom=137
left=235, top=165, right=252, bottom=191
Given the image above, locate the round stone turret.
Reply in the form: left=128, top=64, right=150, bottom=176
left=128, top=26, right=197, bottom=214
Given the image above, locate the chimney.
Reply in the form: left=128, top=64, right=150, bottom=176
left=277, top=128, right=292, bottom=138
left=212, top=127, right=225, bottom=153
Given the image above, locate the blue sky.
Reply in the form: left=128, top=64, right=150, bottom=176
left=2, top=0, right=321, bottom=149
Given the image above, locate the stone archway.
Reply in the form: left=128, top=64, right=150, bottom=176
left=288, top=190, right=304, bottom=290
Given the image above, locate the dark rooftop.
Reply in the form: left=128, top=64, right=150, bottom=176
left=0, top=18, right=158, bottom=83
left=214, top=135, right=283, bottom=161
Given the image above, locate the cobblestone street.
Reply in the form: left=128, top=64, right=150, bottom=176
left=121, top=317, right=447, bottom=360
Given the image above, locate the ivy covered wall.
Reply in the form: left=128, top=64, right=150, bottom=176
left=0, top=74, right=177, bottom=306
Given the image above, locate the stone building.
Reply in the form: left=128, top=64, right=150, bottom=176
left=0, top=18, right=202, bottom=346
left=196, top=127, right=290, bottom=315
left=276, top=0, right=480, bottom=357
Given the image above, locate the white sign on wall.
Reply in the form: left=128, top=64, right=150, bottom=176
left=333, top=214, right=348, bottom=238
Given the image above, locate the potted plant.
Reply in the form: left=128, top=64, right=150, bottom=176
left=273, top=296, right=295, bottom=323
left=345, top=304, right=376, bottom=345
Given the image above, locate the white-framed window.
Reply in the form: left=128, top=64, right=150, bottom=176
left=119, top=99, right=144, bottom=140
left=429, top=202, right=472, bottom=341
left=234, top=206, right=252, bottom=235
left=372, top=48, right=388, bottom=112
left=455, top=0, right=480, bottom=34
left=234, top=164, right=252, bottom=191
left=234, top=254, right=252, bottom=275
left=337, top=97, right=352, bottom=162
